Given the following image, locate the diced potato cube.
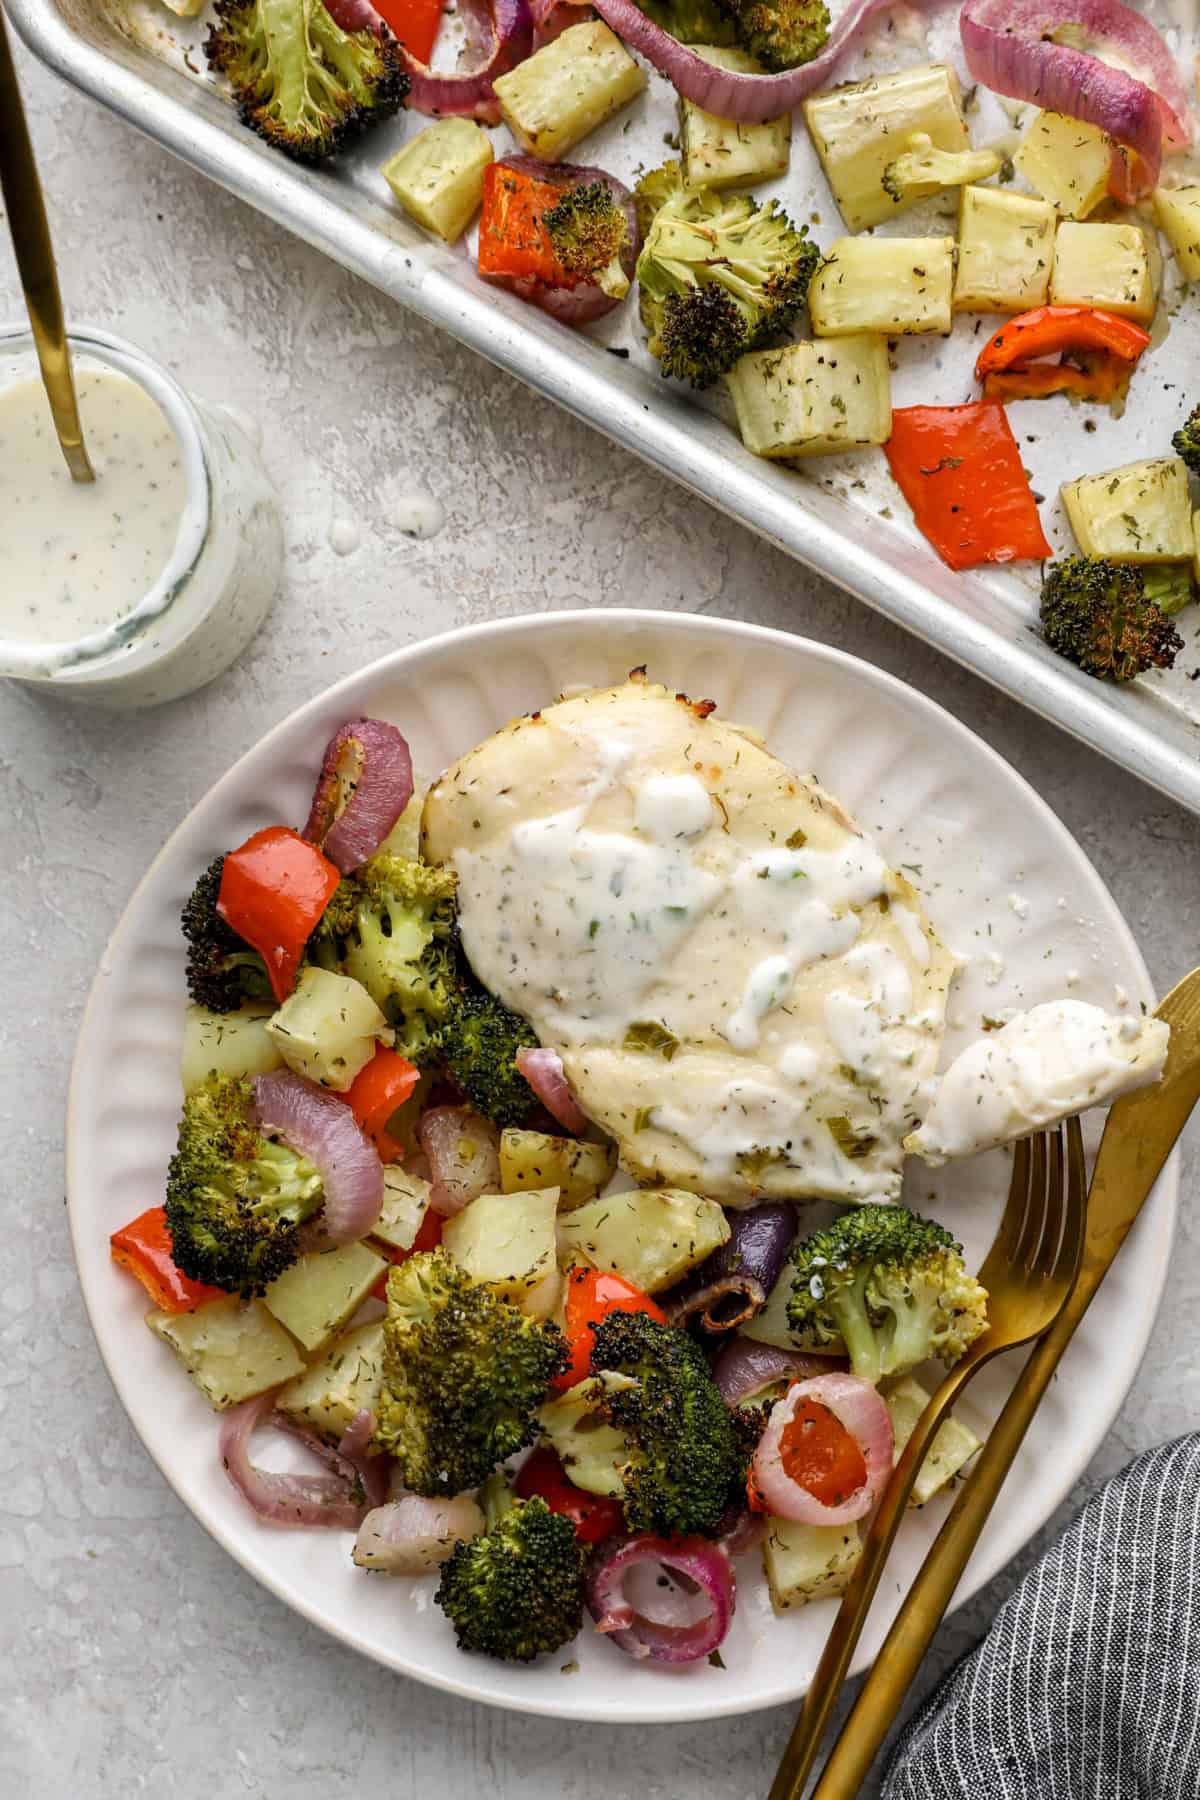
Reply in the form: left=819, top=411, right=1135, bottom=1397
left=443, top=1187, right=559, bottom=1299
left=557, top=1187, right=729, bottom=1293
left=953, top=185, right=1056, bottom=313
left=262, top=1241, right=386, bottom=1354
left=493, top=22, right=647, bottom=163
left=763, top=1517, right=862, bottom=1612
left=884, top=1376, right=982, bottom=1507
left=499, top=1129, right=617, bottom=1209
left=382, top=119, right=494, bottom=243
left=180, top=1003, right=282, bottom=1094
left=1050, top=221, right=1155, bottom=324
left=726, top=336, right=891, bottom=459
left=809, top=236, right=955, bottom=337
left=804, top=64, right=969, bottom=232
left=371, top=1165, right=432, bottom=1252
left=537, top=1372, right=637, bottom=1495
left=276, top=1320, right=385, bottom=1443
left=1153, top=186, right=1200, bottom=282
left=265, top=966, right=390, bottom=1092
left=1014, top=111, right=1111, bottom=220
left=147, top=1297, right=304, bottom=1409
left=679, top=48, right=791, bottom=191
left=1062, top=458, right=1194, bottom=563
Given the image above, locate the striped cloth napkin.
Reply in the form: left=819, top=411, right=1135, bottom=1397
left=882, top=1434, right=1200, bottom=1799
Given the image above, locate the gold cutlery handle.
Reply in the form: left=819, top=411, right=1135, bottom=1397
left=768, top=1367, right=971, bottom=1800
left=810, top=1305, right=1081, bottom=1798
left=0, top=6, right=93, bottom=481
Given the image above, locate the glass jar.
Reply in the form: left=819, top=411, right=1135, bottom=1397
left=0, top=325, right=283, bottom=706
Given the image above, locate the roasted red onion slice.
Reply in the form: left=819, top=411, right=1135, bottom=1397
left=752, top=1374, right=893, bottom=1527
left=301, top=717, right=414, bottom=873
left=482, top=157, right=641, bottom=327
left=418, top=1104, right=502, bottom=1216
left=713, top=1336, right=847, bottom=1407
left=353, top=1492, right=486, bottom=1571
left=220, top=1391, right=376, bottom=1528
left=667, top=1203, right=796, bottom=1334
left=590, top=0, right=941, bottom=123
left=251, top=1071, right=384, bottom=1243
left=960, top=0, right=1192, bottom=200
left=325, top=0, right=534, bottom=120
left=515, top=1046, right=587, bottom=1133
left=588, top=1535, right=736, bottom=1663
left=718, top=1505, right=767, bottom=1558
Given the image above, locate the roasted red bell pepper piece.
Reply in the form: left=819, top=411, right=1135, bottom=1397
left=477, top=161, right=573, bottom=288
left=554, top=1266, right=667, bottom=1392
left=975, top=306, right=1150, bottom=380
left=111, top=1206, right=225, bottom=1312
left=217, top=826, right=341, bottom=1004
left=346, top=1046, right=420, bottom=1161
left=884, top=402, right=1052, bottom=571
left=982, top=354, right=1133, bottom=404
left=370, top=0, right=444, bottom=63
left=369, top=1207, right=444, bottom=1299
left=515, top=1446, right=626, bottom=1544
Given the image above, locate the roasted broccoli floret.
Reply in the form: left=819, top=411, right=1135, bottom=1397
left=881, top=133, right=1002, bottom=205
left=716, top=0, right=829, bottom=71
left=786, top=1204, right=989, bottom=1385
left=435, top=1475, right=585, bottom=1662
left=438, top=962, right=540, bottom=1129
left=636, top=173, right=820, bottom=387
left=374, top=1252, right=567, bottom=1494
left=1040, top=556, right=1184, bottom=683
left=206, top=0, right=408, bottom=165
left=1141, top=563, right=1196, bottom=616
left=1172, top=403, right=1200, bottom=475
left=164, top=1075, right=324, bottom=1296
left=543, top=181, right=631, bottom=300
left=636, top=0, right=737, bottom=45
left=308, top=853, right=458, bottom=1063
left=181, top=856, right=273, bottom=1014
left=587, top=1311, right=741, bottom=1536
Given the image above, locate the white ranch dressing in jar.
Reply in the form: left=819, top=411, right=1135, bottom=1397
left=0, top=326, right=282, bottom=706
left=0, top=369, right=187, bottom=644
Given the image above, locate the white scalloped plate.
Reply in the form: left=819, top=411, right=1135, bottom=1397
left=68, top=611, right=1177, bottom=1724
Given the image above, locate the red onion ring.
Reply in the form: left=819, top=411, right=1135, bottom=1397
left=960, top=0, right=1192, bottom=200
left=301, top=717, right=414, bottom=873
left=337, top=1407, right=391, bottom=1506
left=588, top=1535, right=736, bottom=1662
left=718, top=1505, right=767, bottom=1558
left=752, top=1374, right=893, bottom=1526
left=418, top=1104, right=502, bottom=1216
left=325, top=0, right=534, bottom=121
left=712, top=1337, right=847, bottom=1407
left=667, top=1203, right=796, bottom=1334
left=590, top=0, right=944, bottom=123
left=251, top=1071, right=384, bottom=1243
left=515, top=1046, right=587, bottom=1132
left=482, top=157, right=641, bottom=327
left=219, top=1391, right=376, bottom=1528
left=353, top=1491, right=486, bottom=1570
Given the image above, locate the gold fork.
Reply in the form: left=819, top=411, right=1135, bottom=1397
left=769, top=1120, right=1087, bottom=1800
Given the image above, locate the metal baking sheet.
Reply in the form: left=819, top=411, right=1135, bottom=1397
left=13, top=0, right=1200, bottom=812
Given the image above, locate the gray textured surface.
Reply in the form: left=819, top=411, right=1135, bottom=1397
left=2, top=40, right=1197, bottom=1800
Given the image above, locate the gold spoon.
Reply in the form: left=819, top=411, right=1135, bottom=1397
left=0, top=5, right=93, bottom=481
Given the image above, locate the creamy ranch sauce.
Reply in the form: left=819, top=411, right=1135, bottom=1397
left=0, top=370, right=185, bottom=645
left=423, top=680, right=960, bottom=1205
left=906, top=1000, right=1170, bottom=1163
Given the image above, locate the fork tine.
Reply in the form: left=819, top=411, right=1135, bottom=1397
left=1015, top=1132, right=1048, bottom=1270
left=996, top=1138, right=1032, bottom=1265
left=1055, top=1115, right=1087, bottom=1283
left=1032, top=1126, right=1065, bottom=1276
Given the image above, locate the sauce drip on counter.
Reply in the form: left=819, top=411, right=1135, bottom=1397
left=0, top=370, right=186, bottom=646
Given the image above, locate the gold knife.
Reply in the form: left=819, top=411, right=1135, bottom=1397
left=809, top=966, right=1200, bottom=1800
